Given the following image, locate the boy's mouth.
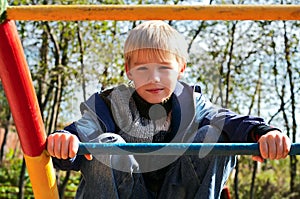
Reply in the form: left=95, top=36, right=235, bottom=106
left=146, top=88, right=164, bottom=94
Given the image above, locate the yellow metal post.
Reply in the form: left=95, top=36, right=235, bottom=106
left=6, top=5, right=300, bottom=21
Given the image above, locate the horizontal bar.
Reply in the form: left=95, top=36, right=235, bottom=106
left=78, top=143, right=300, bottom=156
left=6, top=5, right=300, bottom=21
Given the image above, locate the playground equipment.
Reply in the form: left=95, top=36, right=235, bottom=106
left=1, top=2, right=300, bottom=199
left=4, top=4, right=300, bottom=21
left=78, top=142, right=300, bottom=156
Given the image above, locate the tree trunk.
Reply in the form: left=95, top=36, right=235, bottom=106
left=249, top=63, right=262, bottom=198
left=0, top=112, right=11, bottom=163
left=59, top=171, right=71, bottom=199
left=283, top=21, right=297, bottom=193
left=17, top=158, right=26, bottom=199
left=47, top=72, right=63, bottom=135
left=234, top=158, right=239, bottom=199
left=225, top=22, right=236, bottom=107
left=250, top=162, right=257, bottom=199
left=77, top=22, right=87, bottom=101
left=36, top=23, right=49, bottom=117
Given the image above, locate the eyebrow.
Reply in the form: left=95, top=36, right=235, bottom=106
left=134, top=61, right=172, bottom=66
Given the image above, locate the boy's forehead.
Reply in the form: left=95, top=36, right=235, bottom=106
left=130, top=49, right=177, bottom=65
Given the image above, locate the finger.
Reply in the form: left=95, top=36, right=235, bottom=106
left=275, top=135, right=284, bottom=159
left=282, top=136, right=291, bottom=158
left=267, top=138, right=277, bottom=160
left=84, top=154, right=93, bottom=161
left=252, top=155, right=264, bottom=163
left=60, top=135, right=69, bottom=159
left=46, top=136, right=55, bottom=156
left=259, top=139, right=269, bottom=159
left=53, top=136, right=62, bottom=159
left=68, top=136, right=79, bottom=158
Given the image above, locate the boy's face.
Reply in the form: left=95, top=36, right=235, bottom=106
left=126, top=50, right=186, bottom=104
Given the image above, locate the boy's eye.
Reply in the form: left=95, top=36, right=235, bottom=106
left=136, top=66, right=148, bottom=71
left=159, top=65, right=174, bottom=70
left=159, top=66, right=172, bottom=70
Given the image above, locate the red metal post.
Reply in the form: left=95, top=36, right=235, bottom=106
left=0, top=19, right=58, bottom=199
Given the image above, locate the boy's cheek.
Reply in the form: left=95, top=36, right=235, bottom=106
left=134, top=81, right=147, bottom=90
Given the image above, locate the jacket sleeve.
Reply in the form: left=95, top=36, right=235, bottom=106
left=195, top=92, right=267, bottom=142
left=52, top=93, right=112, bottom=171
left=52, top=109, right=106, bottom=171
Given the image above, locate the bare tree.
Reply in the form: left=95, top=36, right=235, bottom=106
left=249, top=63, right=262, bottom=199
left=283, top=21, right=298, bottom=194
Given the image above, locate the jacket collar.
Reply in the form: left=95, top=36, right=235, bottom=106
left=170, top=81, right=197, bottom=142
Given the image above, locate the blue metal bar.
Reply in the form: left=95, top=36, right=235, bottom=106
left=77, top=143, right=300, bottom=156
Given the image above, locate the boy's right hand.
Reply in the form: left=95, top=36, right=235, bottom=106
left=47, top=133, right=93, bottom=161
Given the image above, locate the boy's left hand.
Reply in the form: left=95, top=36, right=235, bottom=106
left=252, top=130, right=291, bottom=163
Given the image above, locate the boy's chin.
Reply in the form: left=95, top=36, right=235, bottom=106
left=146, top=97, right=171, bottom=104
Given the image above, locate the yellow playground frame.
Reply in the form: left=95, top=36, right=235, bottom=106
left=5, top=4, right=300, bottom=21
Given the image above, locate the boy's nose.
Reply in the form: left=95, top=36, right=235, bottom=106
left=148, top=69, right=160, bottom=83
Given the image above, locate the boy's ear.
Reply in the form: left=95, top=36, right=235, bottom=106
left=125, top=63, right=133, bottom=80
left=178, top=63, right=186, bottom=79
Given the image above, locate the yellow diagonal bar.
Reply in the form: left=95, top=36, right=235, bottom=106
left=24, top=151, right=59, bottom=199
left=6, top=4, right=300, bottom=21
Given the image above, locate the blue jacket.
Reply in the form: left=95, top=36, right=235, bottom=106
left=53, top=81, right=266, bottom=171
left=52, top=81, right=266, bottom=199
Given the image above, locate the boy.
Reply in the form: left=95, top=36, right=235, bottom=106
left=47, top=20, right=291, bottom=199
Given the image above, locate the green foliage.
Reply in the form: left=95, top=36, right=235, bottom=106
left=1, top=153, right=300, bottom=198
left=0, top=84, right=10, bottom=127
left=0, top=150, right=82, bottom=199
left=0, top=150, right=33, bottom=199
left=227, top=156, right=300, bottom=199
left=0, top=0, right=8, bottom=24
left=58, top=171, right=82, bottom=199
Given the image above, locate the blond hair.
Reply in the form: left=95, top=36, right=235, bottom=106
left=124, top=20, right=188, bottom=66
